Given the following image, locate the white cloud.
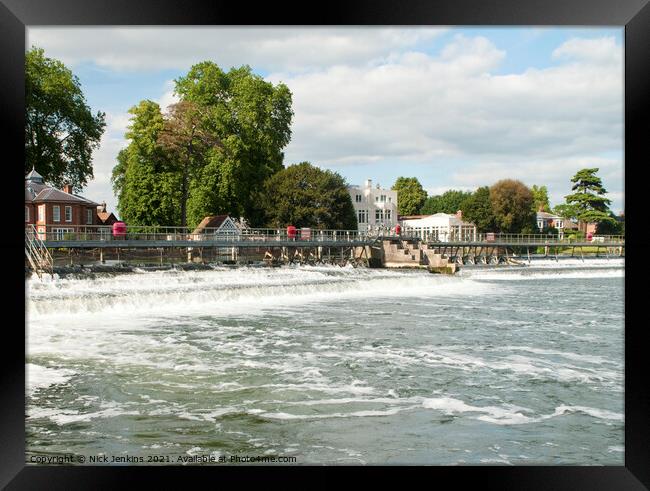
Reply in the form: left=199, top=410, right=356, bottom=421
left=30, top=28, right=623, bottom=215
left=278, top=34, right=622, bottom=170
left=552, top=36, right=620, bottom=65
left=27, top=27, right=447, bottom=73
left=158, top=80, right=180, bottom=113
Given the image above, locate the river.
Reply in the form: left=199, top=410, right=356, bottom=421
left=25, top=258, right=624, bottom=465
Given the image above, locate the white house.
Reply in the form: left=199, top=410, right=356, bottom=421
left=536, top=211, right=568, bottom=238
left=348, top=179, right=398, bottom=233
left=400, top=212, right=477, bottom=242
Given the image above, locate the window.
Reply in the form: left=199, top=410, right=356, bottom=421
left=38, top=205, right=45, bottom=223
left=358, top=209, right=367, bottom=224
left=65, top=206, right=72, bottom=222
left=355, top=194, right=362, bottom=203
left=375, top=196, right=379, bottom=202
left=52, top=228, right=74, bottom=240
left=53, top=205, right=61, bottom=222
left=25, top=206, right=29, bottom=223
left=385, top=210, right=391, bottom=221
left=388, top=197, right=392, bottom=203
left=376, top=209, right=383, bottom=222
left=556, top=220, right=563, bottom=229
left=380, top=195, right=386, bottom=202
left=87, top=209, right=93, bottom=224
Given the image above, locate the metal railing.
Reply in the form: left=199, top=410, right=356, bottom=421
left=25, top=225, right=53, bottom=278
left=25, top=224, right=625, bottom=246
left=26, top=225, right=370, bottom=243
left=400, top=230, right=625, bottom=245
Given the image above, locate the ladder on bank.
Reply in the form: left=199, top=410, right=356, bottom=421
left=25, top=225, right=53, bottom=279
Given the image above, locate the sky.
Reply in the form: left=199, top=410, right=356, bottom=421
left=27, top=27, right=624, bottom=217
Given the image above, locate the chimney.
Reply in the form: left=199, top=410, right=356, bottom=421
left=365, top=178, right=372, bottom=188
left=63, top=183, right=73, bottom=194
left=101, top=201, right=107, bottom=213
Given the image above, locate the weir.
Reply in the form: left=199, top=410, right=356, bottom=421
left=24, top=225, right=625, bottom=276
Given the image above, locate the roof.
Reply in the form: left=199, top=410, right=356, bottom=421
left=192, top=215, right=237, bottom=234
left=25, top=182, right=47, bottom=201
left=97, top=211, right=118, bottom=224
left=399, top=215, right=428, bottom=220
left=25, top=168, right=44, bottom=183
left=536, top=211, right=561, bottom=219
left=25, top=176, right=99, bottom=206
left=32, top=187, right=100, bottom=206
left=400, top=213, right=474, bottom=227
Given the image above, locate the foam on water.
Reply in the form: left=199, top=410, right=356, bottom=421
left=25, top=262, right=624, bottom=464
left=27, top=266, right=497, bottom=322
left=26, top=364, right=76, bottom=395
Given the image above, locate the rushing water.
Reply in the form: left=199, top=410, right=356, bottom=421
left=26, top=258, right=624, bottom=465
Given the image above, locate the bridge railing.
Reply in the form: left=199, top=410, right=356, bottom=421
left=26, top=224, right=370, bottom=243
left=24, top=224, right=625, bottom=245
left=397, top=230, right=624, bottom=244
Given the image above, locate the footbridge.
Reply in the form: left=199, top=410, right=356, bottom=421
left=25, top=224, right=624, bottom=273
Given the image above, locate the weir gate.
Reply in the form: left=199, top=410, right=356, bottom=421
left=25, top=225, right=625, bottom=278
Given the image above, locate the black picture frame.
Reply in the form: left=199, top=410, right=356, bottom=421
left=2, top=0, right=648, bottom=488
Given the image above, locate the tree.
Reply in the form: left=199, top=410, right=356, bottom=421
left=531, top=185, right=551, bottom=212
left=552, top=203, right=580, bottom=222
left=564, top=168, right=617, bottom=232
left=489, top=179, right=537, bottom=233
left=112, top=62, right=294, bottom=228
left=111, top=101, right=181, bottom=225
left=157, top=101, right=222, bottom=227
left=392, top=177, right=427, bottom=216
left=421, top=190, right=473, bottom=215
left=459, top=187, right=496, bottom=233
left=175, top=63, right=293, bottom=223
left=258, top=162, right=357, bottom=230
left=595, top=211, right=623, bottom=235
left=26, top=47, right=106, bottom=191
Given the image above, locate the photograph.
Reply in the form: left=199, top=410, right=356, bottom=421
left=21, top=25, right=629, bottom=468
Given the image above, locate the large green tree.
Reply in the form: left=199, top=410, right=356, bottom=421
left=111, top=101, right=181, bottom=225
left=459, top=186, right=496, bottom=233
left=112, top=62, right=294, bottom=228
left=552, top=203, right=580, bottom=221
left=489, top=179, right=537, bottom=233
left=392, top=177, right=427, bottom=216
left=26, top=47, right=106, bottom=191
left=564, top=168, right=617, bottom=232
left=157, top=100, right=222, bottom=226
left=531, top=185, right=551, bottom=212
left=175, top=63, right=293, bottom=224
left=595, top=211, right=623, bottom=235
left=258, top=162, right=357, bottom=230
left=421, top=189, right=472, bottom=215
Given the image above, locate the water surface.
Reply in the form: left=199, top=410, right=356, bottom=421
left=26, top=258, right=624, bottom=465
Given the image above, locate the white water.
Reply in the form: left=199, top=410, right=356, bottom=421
left=26, top=259, right=624, bottom=465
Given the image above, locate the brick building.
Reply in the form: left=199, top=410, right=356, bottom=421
left=25, top=168, right=110, bottom=239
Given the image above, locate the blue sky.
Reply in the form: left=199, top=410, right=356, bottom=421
left=27, top=27, right=624, bottom=217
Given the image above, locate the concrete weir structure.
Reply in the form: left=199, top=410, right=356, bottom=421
left=356, top=237, right=457, bottom=274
